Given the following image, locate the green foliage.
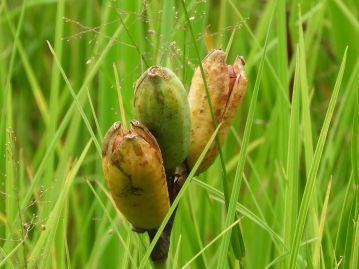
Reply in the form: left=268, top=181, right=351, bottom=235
left=0, top=0, right=358, bottom=268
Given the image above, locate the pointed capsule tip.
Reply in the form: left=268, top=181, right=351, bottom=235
left=112, top=121, right=121, bottom=130
left=147, top=66, right=170, bottom=80
left=238, top=56, right=246, bottom=66
left=203, top=49, right=226, bottom=62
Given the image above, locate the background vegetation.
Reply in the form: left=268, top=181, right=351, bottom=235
left=0, top=0, right=358, bottom=268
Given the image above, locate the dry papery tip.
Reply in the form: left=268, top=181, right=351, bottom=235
left=112, top=122, right=121, bottom=131
left=203, top=49, right=225, bottom=60
left=148, top=66, right=170, bottom=80
left=237, top=56, right=246, bottom=66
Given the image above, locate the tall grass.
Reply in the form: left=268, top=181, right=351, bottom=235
left=1, top=0, right=358, bottom=268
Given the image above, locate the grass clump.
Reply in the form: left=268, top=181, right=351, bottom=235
left=0, top=0, right=358, bottom=268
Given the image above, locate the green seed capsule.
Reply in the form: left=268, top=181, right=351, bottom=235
left=134, top=66, right=191, bottom=170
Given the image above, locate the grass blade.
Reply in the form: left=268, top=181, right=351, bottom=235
left=138, top=124, right=221, bottom=269
left=215, top=0, right=277, bottom=266
left=27, top=140, right=92, bottom=269
left=180, top=0, right=245, bottom=260
left=46, top=41, right=102, bottom=156
left=288, top=47, right=348, bottom=268
left=283, top=48, right=300, bottom=267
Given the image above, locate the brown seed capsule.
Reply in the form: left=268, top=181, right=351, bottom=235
left=186, top=49, right=247, bottom=173
left=102, top=120, right=170, bottom=230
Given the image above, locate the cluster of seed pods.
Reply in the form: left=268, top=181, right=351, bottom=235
left=102, top=49, right=247, bottom=262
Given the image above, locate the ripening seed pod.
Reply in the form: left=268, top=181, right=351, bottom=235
left=102, top=120, right=170, bottom=230
left=134, top=66, right=191, bottom=170
left=187, top=49, right=247, bottom=173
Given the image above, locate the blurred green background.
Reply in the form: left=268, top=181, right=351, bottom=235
left=0, top=0, right=358, bottom=268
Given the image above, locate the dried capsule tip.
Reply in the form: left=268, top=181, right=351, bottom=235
left=147, top=66, right=170, bottom=79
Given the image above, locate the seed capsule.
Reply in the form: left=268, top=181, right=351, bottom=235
left=187, top=49, right=247, bottom=173
left=102, top=120, right=170, bottom=230
left=134, top=66, right=191, bottom=170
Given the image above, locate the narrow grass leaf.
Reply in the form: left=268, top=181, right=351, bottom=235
left=138, top=124, right=221, bottom=269
left=0, top=238, right=25, bottom=268
left=180, top=0, right=244, bottom=259
left=172, top=235, right=182, bottom=269
left=283, top=49, right=300, bottom=262
left=86, top=180, right=136, bottom=267
left=27, top=140, right=92, bottom=269
left=298, top=8, right=314, bottom=172
left=313, top=177, right=332, bottom=267
left=228, top=0, right=290, bottom=107
left=288, top=47, right=348, bottom=268
left=183, top=219, right=241, bottom=268
left=333, top=0, right=359, bottom=33
left=47, top=41, right=102, bottom=156
left=215, top=0, right=277, bottom=266
left=194, top=178, right=285, bottom=249
left=349, top=215, right=359, bottom=269
left=349, top=87, right=359, bottom=268
left=264, top=238, right=317, bottom=269
left=3, top=2, right=49, bottom=124
left=113, top=64, right=128, bottom=130
left=87, top=92, right=103, bottom=139
left=18, top=23, right=125, bottom=212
